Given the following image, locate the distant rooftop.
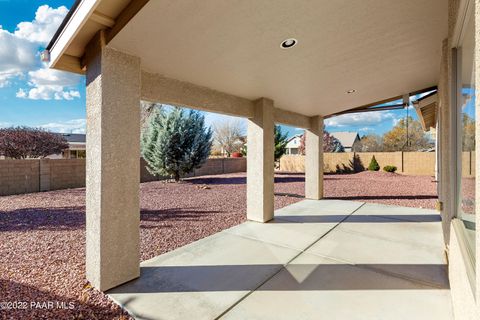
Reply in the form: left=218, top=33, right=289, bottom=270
left=330, top=132, right=359, bottom=148
left=59, top=133, right=86, bottom=143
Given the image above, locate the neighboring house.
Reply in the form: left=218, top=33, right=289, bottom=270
left=285, top=134, right=302, bottom=155
left=286, top=132, right=359, bottom=154
left=330, top=132, right=360, bottom=152
left=47, top=133, right=86, bottom=159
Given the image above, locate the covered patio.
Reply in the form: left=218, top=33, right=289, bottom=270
left=108, top=200, right=452, bottom=320
left=42, top=0, right=480, bottom=318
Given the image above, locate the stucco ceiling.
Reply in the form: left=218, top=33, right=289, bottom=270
left=109, top=0, right=448, bottom=117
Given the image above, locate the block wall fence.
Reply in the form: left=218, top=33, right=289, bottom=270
left=280, top=151, right=475, bottom=177
left=0, top=157, right=246, bottom=196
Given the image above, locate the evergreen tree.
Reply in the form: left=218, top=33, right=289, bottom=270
left=141, top=107, right=212, bottom=181
left=274, top=125, right=289, bottom=161
left=368, top=155, right=380, bottom=171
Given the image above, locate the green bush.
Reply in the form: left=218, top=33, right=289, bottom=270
left=383, top=165, right=397, bottom=173
left=368, top=156, right=380, bottom=171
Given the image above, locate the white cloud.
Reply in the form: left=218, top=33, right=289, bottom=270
left=15, top=88, right=26, bottom=98
left=14, top=5, right=68, bottom=44
left=17, top=66, right=82, bottom=100
left=39, top=119, right=86, bottom=134
left=0, top=5, right=81, bottom=100
left=0, top=28, right=37, bottom=87
left=325, top=111, right=397, bottom=128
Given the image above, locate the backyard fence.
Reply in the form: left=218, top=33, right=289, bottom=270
left=280, top=151, right=476, bottom=177
left=0, top=157, right=246, bottom=196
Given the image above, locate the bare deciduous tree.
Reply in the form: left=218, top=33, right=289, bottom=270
left=213, top=120, right=245, bottom=157
left=141, top=101, right=163, bottom=131
left=354, top=134, right=384, bottom=152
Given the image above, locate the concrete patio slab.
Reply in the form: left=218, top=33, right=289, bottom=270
left=223, top=218, right=337, bottom=251
left=339, top=216, right=445, bottom=250
left=107, top=200, right=453, bottom=320
left=304, top=208, right=448, bottom=288
left=274, top=199, right=364, bottom=223
left=108, top=232, right=300, bottom=320
left=222, top=252, right=453, bottom=320
left=352, top=202, right=440, bottom=222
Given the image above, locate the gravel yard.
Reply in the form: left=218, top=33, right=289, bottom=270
left=0, top=171, right=437, bottom=319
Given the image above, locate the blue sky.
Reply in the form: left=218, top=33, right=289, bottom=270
left=0, top=1, right=422, bottom=137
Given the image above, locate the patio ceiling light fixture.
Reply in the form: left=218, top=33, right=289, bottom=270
left=280, top=38, right=298, bottom=49
left=346, top=89, right=356, bottom=94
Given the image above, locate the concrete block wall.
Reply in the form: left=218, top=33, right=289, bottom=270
left=0, top=160, right=40, bottom=196
left=194, top=158, right=225, bottom=176
left=0, top=157, right=247, bottom=196
left=49, top=159, right=86, bottom=190
left=403, top=152, right=436, bottom=176
left=280, top=152, right=440, bottom=176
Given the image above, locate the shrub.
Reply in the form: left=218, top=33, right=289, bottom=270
left=231, top=152, right=243, bottom=158
left=368, top=156, right=380, bottom=171
left=383, top=165, right=397, bottom=173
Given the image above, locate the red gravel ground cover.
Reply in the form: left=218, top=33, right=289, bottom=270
left=0, top=171, right=437, bottom=319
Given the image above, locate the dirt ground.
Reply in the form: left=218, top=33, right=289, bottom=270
left=0, top=171, right=437, bottom=319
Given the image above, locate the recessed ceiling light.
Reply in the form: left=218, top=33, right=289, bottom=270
left=280, top=38, right=297, bottom=49
left=346, top=89, right=356, bottom=94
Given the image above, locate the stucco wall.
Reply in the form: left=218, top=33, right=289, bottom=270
left=0, top=157, right=246, bottom=196
left=449, top=221, right=479, bottom=319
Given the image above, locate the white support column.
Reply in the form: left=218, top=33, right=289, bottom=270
left=247, top=98, right=275, bottom=222
left=305, top=116, right=324, bottom=200
left=85, top=46, right=141, bottom=291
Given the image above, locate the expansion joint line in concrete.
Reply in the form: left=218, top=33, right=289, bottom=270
left=215, top=202, right=367, bottom=320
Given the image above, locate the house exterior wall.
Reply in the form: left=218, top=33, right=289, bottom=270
left=443, top=0, right=480, bottom=318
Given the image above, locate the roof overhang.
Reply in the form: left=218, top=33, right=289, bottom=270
left=46, top=0, right=448, bottom=117
left=413, top=92, right=438, bottom=131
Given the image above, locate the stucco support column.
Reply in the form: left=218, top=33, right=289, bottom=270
left=305, top=116, right=324, bottom=200
left=247, top=98, right=275, bottom=222
left=85, top=45, right=141, bottom=291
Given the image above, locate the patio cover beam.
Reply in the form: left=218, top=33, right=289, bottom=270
left=141, top=71, right=311, bottom=128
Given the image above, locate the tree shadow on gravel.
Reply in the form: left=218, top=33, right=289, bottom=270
left=0, top=206, right=226, bottom=232
left=186, top=175, right=305, bottom=185
left=141, top=208, right=222, bottom=223
left=0, top=207, right=86, bottom=232
left=275, top=192, right=304, bottom=199
left=0, top=279, right=128, bottom=320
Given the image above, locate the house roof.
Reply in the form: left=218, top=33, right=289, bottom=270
left=286, top=134, right=302, bottom=149
left=330, top=132, right=359, bottom=148
left=60, top=133, right=86, bottom=143
left=414, top=92, right=438, bottom=131
left=46, top=0, right=447, bottom=118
